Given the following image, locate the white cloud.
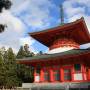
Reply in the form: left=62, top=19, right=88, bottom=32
left=20, top=37, right=35, bottom=46
left=75, top=0, right=90, bottom=7
left=11, top=0, right=57, bottom=31
left=20, top=36, right=38, bottom=53
left=63, top=0, right=90, bottom=30
left=0, top=9, right=26, bottom=53
left=1, top=0, right=90, bottom=53
left=0, top=9, right=25, bottom=33
left=63, top=1, right=85, bottom=18
left=0, top=0, right=56, bottom=53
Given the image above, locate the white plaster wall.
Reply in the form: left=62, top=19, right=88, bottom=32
left=74, top=73, right=83, bottom=80
left=47, top=47, right=74, bottom=54
left=35, top=76, right=40, bottom=82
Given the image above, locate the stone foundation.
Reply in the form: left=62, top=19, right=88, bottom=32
left=22, top=82, right=90, bottom=90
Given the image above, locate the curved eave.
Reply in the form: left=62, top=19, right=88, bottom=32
left=29, top=17, right=90, bottom=47
left=17, top=49, right=90, bottom=66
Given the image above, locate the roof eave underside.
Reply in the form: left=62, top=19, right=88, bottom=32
left=17, top=49, right=90, bottom=63
left=29, top=18, right=90, bottom=47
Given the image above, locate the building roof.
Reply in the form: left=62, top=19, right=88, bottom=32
left=29, top=17, right=90, bottom=47
left=17, top=49, right=90, bottom=65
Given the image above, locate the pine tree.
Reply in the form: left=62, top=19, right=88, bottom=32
left=17, top=64, right=34, bottom=83
left=24, top=44, right=34, bottom=57
left=17, top=44, right=35, bottom=58
left=0, top=50, right=5, bottom=86
left=16, top=46, right=25, bottom=59
left=39, top=51, right=43, bottom=55
left=0, top=46, right=34, bottom=87
left=16, top=45, right=34, bottom=83
left=5, top=48, right=20, bottom=88
left=0, top=47, right=22, bottom=88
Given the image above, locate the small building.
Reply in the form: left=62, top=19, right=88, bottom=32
left=17, top=17, right=90, bottom=89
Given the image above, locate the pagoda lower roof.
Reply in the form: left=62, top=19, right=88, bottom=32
left=29, top=17, right=90, bottom=47
left=17, top=49, right=90, bottom=65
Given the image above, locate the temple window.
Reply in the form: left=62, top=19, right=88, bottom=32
left=74, top=64, right=81, bottom=72
left=44, top=71, right=50, bottom=81
left=64, top=69, right=71, bottom=81
left=53, top=70, right=60, bottom=81
left=35, top=68, right=41, bottom=82
left=73, top=64, right=83, bottom=80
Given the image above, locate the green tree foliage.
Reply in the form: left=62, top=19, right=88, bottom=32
left=16, top=44, right=34, bottom=83
left=38, top=51, right=43, bottom=55
left=17, top=46, right=25, bottom=59
left=0, top=47, right=20, bottom=88
left=5, top=48, right=20, bottom=88
left=0, top=50, right=5, bottom=86
left=17, top=44, right=34, bottom=58
left=17, top=64, right=34, bottom=83
left=0, top=45, right=34, bottom=88
left=24, top=44, right=34, bottom=57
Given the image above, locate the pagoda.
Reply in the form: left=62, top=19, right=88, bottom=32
left=17, top=7, right=90, bottom=89
left=17, top=6, right=90, bottom=90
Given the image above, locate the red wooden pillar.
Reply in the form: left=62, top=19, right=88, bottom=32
left=71, top=64, right=74, bottom=81
left=50, top=67, right=54, bottom=82
left=60, top=67, right=64, bottom=82
left=82, top=64, right=86, bottom=81
left=40, top=69, right=44, bottom=82
left=87, top=69, right=90, bottom=80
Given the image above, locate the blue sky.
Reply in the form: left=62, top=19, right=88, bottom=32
left=0, top=0, right=90, bottom=53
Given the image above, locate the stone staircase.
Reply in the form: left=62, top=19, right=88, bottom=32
left=22, top=82, right=90, bottom=90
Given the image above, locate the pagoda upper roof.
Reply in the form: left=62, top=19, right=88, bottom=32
left=17, top=49, right=90, bottom=66
left=29, top=17, right=90, bottom=47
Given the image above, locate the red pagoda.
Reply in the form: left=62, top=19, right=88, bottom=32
left=17, top=17, right=90, bottom=89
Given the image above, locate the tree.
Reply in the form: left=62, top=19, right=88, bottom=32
left=16, top=46, right=25, bottom=59
left=24, top=44, right=34, bottom=57
left=4, top=48, right=20, bottom=88
left=17, top=44, right=34, bottom=58
left=0, top=46, right=35, bottom=88
left=0, top=50, right=5, bottom=86
left=6, top=48, right=16, bottom=63
left=17, top=64, right=34, bottom=83
left=0, top=25, right=7, bottom=33
left=39, top=51, right=43, bottom=55
left=0, top=47, right=23, bottom=88
left=0, top=0, right=12, bottom=32
left=16, top=44, right=34, bottom=83
left=0, top=0, right=12, bottom=13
